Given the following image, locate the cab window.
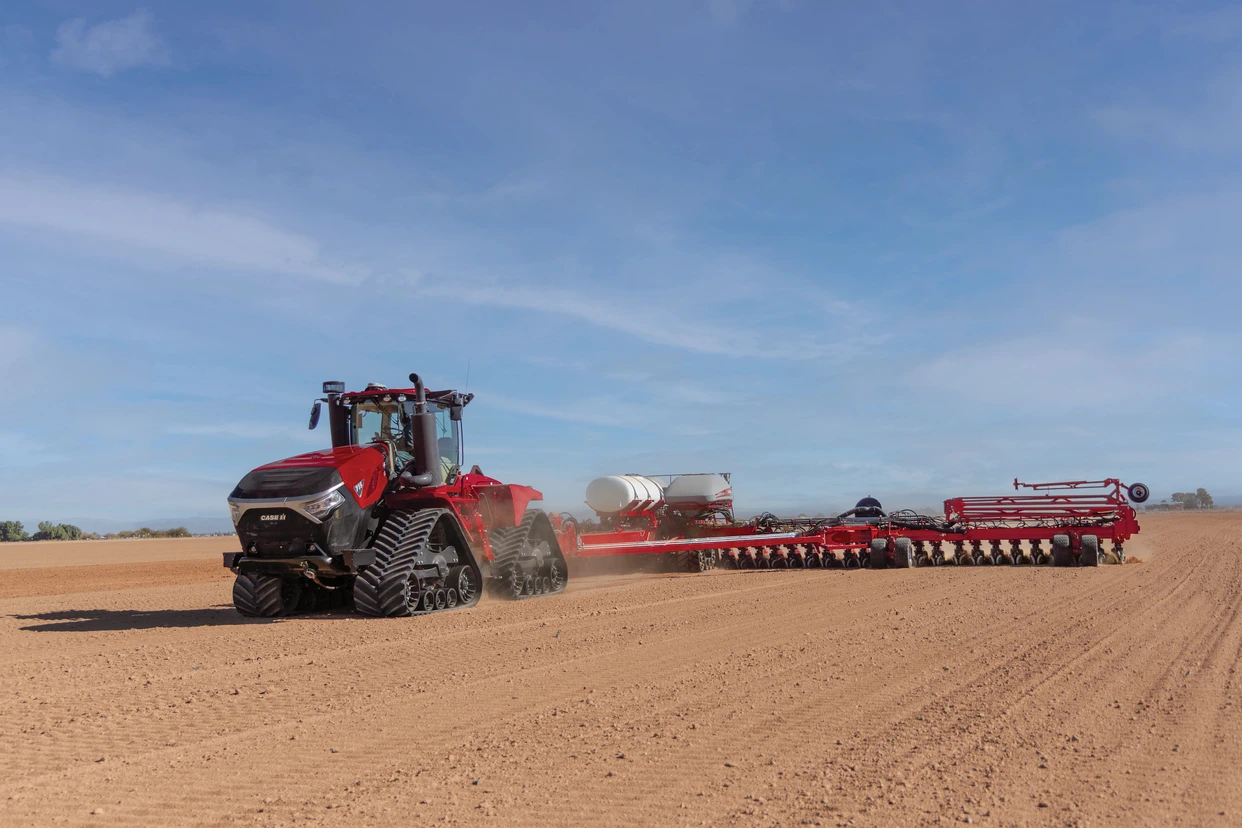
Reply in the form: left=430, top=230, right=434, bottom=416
left=435, top=406, right=459, bottom=478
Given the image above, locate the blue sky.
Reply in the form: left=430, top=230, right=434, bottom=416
left=1, top=1, right=1240, bottom=526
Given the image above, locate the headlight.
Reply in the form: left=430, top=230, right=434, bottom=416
left=228, top=502, right=243, bottom=525
left=304, top=489, right=345, bottom=521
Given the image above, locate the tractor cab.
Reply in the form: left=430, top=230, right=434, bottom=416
left=310, top=375, right=473, bottom=488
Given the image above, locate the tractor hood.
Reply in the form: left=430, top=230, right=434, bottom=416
left=230, top=445, right=389, bottom=508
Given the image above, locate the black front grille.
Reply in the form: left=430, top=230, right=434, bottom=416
left=237, top=508, right=318, bottom=557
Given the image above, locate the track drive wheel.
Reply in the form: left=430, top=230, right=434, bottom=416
left=447, top=565, right=477, bottom=606
left=547, top=558, right=566, bottom=592
left=869, top=539, right=889, bottom=569
left=233, top=573, right=302, bottom=617
left=500, top=565, right=523, bottom=598
left=893, top=538, right=913, bottom=568
left=1079, top=534, right=1100, bottom=567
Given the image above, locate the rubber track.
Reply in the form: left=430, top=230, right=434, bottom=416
left=490, top=510, right=567, bottom=599
left=352, top=509, right=445, bottom=617
left=232, top=573, right=285, bottom=617
left=489, top=512, right=535, bottom=596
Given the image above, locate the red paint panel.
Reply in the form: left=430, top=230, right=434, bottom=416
left=472, top=483, right=544, bottom=528
left=255, top=445, right=387, bottom=508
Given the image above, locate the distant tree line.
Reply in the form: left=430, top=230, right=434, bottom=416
left=1149, top=489, right=1215, bottom=510
left=0, top=521, right=192, bottom=542
left=1170, top=489, right=1214, bottom=510
left=0, top=521, right=83, bottom=541
left=110, top=527, right=192, bottom=539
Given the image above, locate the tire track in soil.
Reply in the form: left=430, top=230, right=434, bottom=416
left=782, top=534, right=1239, bottom=826
left=0, top=572, right=981, bottom=824
left=55, top=573, right=1112, bottom=825
left=0, top=575, right=866, bottom=805
left=0, top=573, right=854, bottom=778
left=469, top=560, right=1159, bottom=825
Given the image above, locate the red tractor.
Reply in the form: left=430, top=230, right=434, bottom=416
left=223, top=374, right=569, bottom=617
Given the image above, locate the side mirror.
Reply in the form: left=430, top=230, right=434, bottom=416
left=450, top=404, right=464, bottom=421
left=308, top=401, right=322, bottom=430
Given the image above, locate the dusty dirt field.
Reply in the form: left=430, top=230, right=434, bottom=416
left=0, top=537, right=237, bottom=570
left=0, top=513, right=1238, bottom=827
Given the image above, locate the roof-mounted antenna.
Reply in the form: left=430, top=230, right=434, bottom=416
left=464, top=359, right=471, bottom=395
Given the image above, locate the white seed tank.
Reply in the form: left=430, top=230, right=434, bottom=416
left=665, top=473, right=732, bottom=512
left=585, top=475, right=666, bottom=515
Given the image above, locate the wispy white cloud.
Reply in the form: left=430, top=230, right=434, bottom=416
left=520, top=354, right=593, bottom=372
left=0, top=175, right=363, bottom=283
left=706, top=0, right=787, bottom=27
left=166, top=422, right=323, bottom=442
left=51, top=9, right=170, bottom=77
left=1092, top=62, right=1242, bottom=154
left=480, top=377, right=752, bottom=439
left=0, top=24, right=36, bottom=68
left=1056, top=190, right=1242, bottom=279
left=420, top=279, right=852, bottom=361
left=909, top=325, right=1227, bottom=408
left=4, top=469, right=231, bottom=523
left=1162, top=7, right=1242, bottom=42
left=0, top=432, right=73, bottom=468
left=1093, top=101, right=1242, bottom=154
left=0, top=324, right=37, bottom=370
left=483, top=390, right=641, bottom=429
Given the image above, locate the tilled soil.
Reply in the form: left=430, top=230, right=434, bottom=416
left=0, top=512, right=1238, bottom=826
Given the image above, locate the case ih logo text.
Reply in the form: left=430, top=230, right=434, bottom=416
left=260, top=514, right=285, bottom=521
